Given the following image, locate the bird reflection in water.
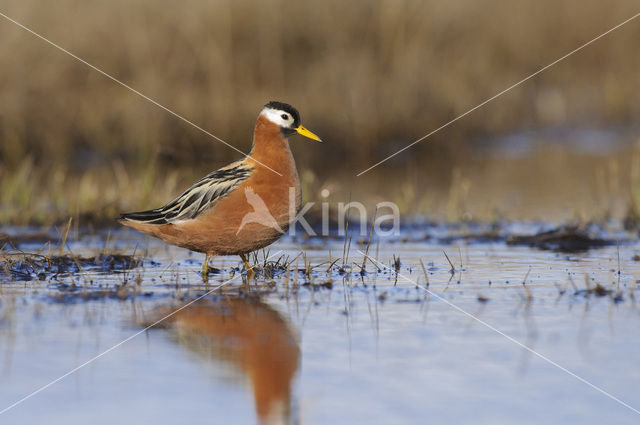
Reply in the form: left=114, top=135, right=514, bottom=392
left=150, top=297, right=300, bottom=424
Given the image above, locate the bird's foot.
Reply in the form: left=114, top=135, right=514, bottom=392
left=239, top=254, right=255, bottom=279
left=202, top=254, right=211, bottom=283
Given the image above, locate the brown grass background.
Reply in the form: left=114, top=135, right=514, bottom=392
left=0, top=0, right=639, bottom=224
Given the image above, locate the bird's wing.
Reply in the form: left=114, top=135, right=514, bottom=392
left=120, top=161, right=253, bottom=225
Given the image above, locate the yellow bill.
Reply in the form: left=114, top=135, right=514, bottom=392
left=296, top=125, right=322, bottom=142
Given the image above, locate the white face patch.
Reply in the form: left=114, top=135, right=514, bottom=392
left=260, top=107, right=295, bottom=128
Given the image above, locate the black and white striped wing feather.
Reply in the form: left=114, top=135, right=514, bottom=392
left=120, top=162, right=253, bottom=225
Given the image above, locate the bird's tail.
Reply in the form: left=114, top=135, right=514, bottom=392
left=119, top=209, right=168, bottom=225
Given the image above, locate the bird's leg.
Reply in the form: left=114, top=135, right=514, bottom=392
left=239, top=253, right=255, bottom=279
left=239, top=253, right=252, bottom=271
left=202, top=253, right=211, bottom=282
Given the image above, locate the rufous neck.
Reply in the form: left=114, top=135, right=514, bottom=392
left=248, top=115, right=294, bottom=173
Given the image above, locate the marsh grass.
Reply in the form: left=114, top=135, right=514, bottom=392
left=1, top=6, right=640, bottom=237
left=8, top=139, right=640, bottom=226
left=0, top=157, right=191, bottom=225
left=1, top=233, right=636, bottom=309
left=247, top=250, right=295, bottom=279
left=2, top=0, right=640, bottom=228
left=2, top=0, right=640, bottom=167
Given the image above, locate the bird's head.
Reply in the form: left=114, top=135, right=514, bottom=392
left=260, top=101, right=322, bottom=142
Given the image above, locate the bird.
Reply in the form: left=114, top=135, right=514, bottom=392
left=119, top=101, right=321, bottom=279
left=236, top=187, right=285, bottom=235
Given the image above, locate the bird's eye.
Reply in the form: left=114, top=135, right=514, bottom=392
left=281, top=114, right=289, bottom=120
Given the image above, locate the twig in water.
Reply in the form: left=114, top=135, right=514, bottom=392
left=102, top=230, right=111, bottom=257
left=392, top=255, right=401, bottom=286
left=419, top=259, right=429, bottom=287
left=443, top=250, right=455, bottom=274
left=341, top=220, right=350, bottom=270
left=522, top=266, right=531, bottom=285
left=361, top=208, right=378, bottom=273
left=342, top=230, right=353, bottom=272
left=326, top=258, right=341, bottom=273
left=58, top=217, right=73, bottom=257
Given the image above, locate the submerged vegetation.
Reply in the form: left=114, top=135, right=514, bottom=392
left=0, top=224, right=636, bottom=309
left=505, top=224, right=617, bottom=253
left=0, top=252, right=141, bottom=281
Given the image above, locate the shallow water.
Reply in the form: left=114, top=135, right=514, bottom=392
left=1, top=227, right=640, bottom=424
